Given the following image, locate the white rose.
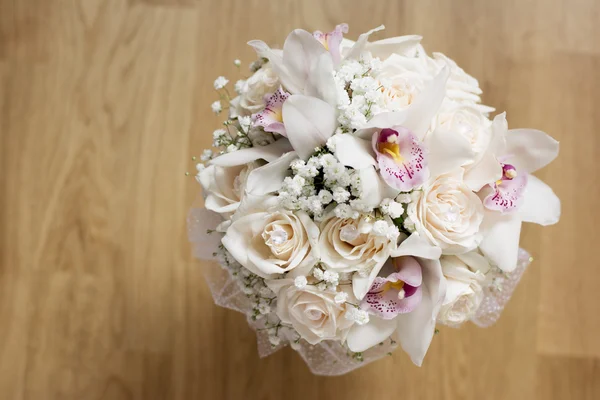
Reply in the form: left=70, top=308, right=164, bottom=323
left=222, top=209, right=319, bottom=278
left=233, top=64, right=280, bottom=116
left=377, top=53, right=431, bottom=110
left=433, top=105, right=492, bottom=163
left=198, top=163, right=255, bottom=220
left=319, top=214, right=398, bottom=273
left=266, top=279, right=355, bottom=345
left=409, top=168, right=484, bottom=254
left=438, top=254, right=487, bottom=325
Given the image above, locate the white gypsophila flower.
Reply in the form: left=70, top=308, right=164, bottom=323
left=200, top=149, right=213, bottom=162
left=294, top=276, right=308, bottom=289
left=332, top=187, right=351, bottom=203
left=318, top=190, right=333, bottom=204
left=323, top=270, right=339, bottom=285
left=380, top=198, right=405, bottom=219
left=238, top=116, right=252, bottom=133
left=316, top=282, right=327, bottom=291
left=211, top=100, right=222, bottom=114
left=213, top=76, right=229, bottom=90
left=334, top=291, right=348, bottom=304
left=258, top=302, right=271, bottom=315
left=269, top=335, right=281, bottom=346
left=396, top=193, right=412, bottom=203
left=233, top=59, right=241, bottom=67
left=345, top=307, right=370, bottom=325
left=403, top=214, right=416, bottom=232
left=234, top=79, right=246, bottom=94
left=195, top=163, right=205, bottom=172
left=312, top=267, right=324, bottom=280
left=372, top=220, right=391, bottom=236
left=226, top=144, right=238, bottom=153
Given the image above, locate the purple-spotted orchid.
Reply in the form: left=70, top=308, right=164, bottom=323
left=360, top=256, right=423, bottom=319
left=252, top=87, right=290, bottom=136
left=477, top=114, right=560, bottom=272
left=372, top=127, right=428, bottom=191
left=313, top=23, right=348, bottom=66
left=347, top=233, right=446, bottom=366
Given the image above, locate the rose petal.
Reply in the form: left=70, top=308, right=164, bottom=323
left=344, top=25, right=385, bottom=60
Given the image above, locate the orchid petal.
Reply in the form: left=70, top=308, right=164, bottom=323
left=313, top=23, right=348, bottom=66
left=402, top=66, right=450, bottom=140
left=346, top=316, right=397, bottom=353
left=245, top=152, right=298, bottom=195
left=391, top=233, right=442, bottom=259
left=464, top=149, right=503, bottom=191
left=395, top=258, right=445, bottom=366
left=365, top=35, right=423, bottom=59
left=483, top=173, right=528, bottom=212
left=283, top=29, right=328, bottom=92
left=334, top=134, right=376, bottom=169
left=425, top=127, right=474, bottom=177
left=252, top=87, right=290, bottom=135
left=282, top=95, right=337, bottom=160
left=248, top=40, right=301, bottom=94
left=519, top=175, right=561, bottom=226
left=394, top=256, right=423, bottom=287
left=356, top=166, right=399, bottom=209
left=479, top=211, right=522, bottom=272
left=373, top=128, right=429, bottom=192
left=210, top=139, right=292, bottom=167
left=305, top=52, right=337, bottom=106
left=505, top=129, right=559, bottom=174
left=345, top=25, right=385, bottom=60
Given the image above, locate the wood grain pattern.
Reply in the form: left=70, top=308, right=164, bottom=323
left=1, top=0, right=598, bottom=399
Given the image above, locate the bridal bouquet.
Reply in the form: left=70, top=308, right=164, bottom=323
left=188, top=24, right=560, bottom=375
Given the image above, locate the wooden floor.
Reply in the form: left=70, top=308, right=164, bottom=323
left=1, top=0, right=599, bottom=399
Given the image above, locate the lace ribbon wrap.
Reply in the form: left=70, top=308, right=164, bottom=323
left=188, top=207, right=531, bottom=376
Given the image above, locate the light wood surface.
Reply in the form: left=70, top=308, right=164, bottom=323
left=1, top=0, right=599, bottom=399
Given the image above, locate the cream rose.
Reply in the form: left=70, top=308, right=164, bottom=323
left=409, top=168, right=484, bottom=254
left=234, top=64, right=280, bottom=116
left=430, top=52, right=484, bottom=106
left=319, top=214, right=399, bottom=273
left=222, top=209, right=319, bottom=278
left=378, top=53, right=431, bottom=110
left=438, top=254, right=487, bottom=326
left=266, top=280, right=355, bottom=345
left=198, top=163, right=255, bottom=220
left=433, top=105, right=492, bottom=163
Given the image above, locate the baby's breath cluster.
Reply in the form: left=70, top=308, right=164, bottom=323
left=277, top=150, right=375, bottom=220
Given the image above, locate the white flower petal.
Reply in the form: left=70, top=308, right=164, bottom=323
left=305, top=52, right=337, bottom=106
left=390, top=233, right=442, bottom=260
left=479, top=211, right=522, bottom=272
left=344, top=25, right=385, bottom=60
left=210, top=139, right=292, bottom=167
left=247, top=39, right=300, bottom=93
left=464, top=149, right=503, bottom=191
left=245, top=152, right=298, bottom=195
left=519, top=175, right=561, bottom=226
left=425, top=127, right=474, bottom=177
left=282, top=29, right=328, bottom=93
left=357, top=166, right=399, bottom=208
left=365, top=35, right=422, bottom=59
left=346, top=316, right=397, bottom=352
left=505, top=128, right=559, bottom=174
left=334, top=135, right=376, bottom=169
left=282, top=95, right=337, bottom=159
left=395, top=258, right=445, bottom=366
left=402, top=66, right=450, bottom=140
